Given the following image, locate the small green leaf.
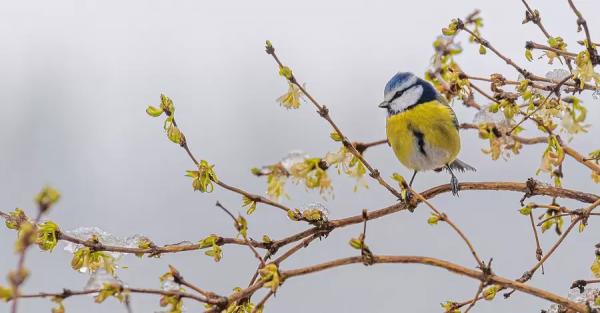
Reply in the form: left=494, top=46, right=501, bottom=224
left=519, top=205, right=532, bottom=215
left=146, top=105, right=164, bottom=117
left=525, top=48, right=533, bottom=62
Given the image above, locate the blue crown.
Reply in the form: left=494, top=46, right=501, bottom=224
left=384, top=72, right=416, bottom=96
left=382, top=72, right=440, bottom=109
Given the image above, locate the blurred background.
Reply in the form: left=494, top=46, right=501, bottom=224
left=1, top=0, right=599, bottom=312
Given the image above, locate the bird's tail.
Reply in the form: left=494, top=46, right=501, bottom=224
left=447, top=159, right=476, bottom=172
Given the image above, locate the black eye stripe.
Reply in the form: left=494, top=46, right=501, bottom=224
left=390, top=83, right=417, bottom=101
left=390, top=90, right=404, bottom=101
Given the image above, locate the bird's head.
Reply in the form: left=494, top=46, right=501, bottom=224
left=378, top=72, right=438, bottom=115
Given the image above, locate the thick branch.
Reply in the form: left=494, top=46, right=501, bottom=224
left=281, top=255, right=589, bottom=313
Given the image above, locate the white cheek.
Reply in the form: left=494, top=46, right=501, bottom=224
left=389, top=85, right=423, bottom=114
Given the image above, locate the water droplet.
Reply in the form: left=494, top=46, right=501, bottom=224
left=302, top=202, right=329, bottom=219
left=545, top=69, right=571, bottom=81
left=161, top=279, right=180, bottom=292
left=473, top=105, right=510, bottom=128
left=85, top=269, right=122, bottom=290
left=280, top=150, right=309, bottom=171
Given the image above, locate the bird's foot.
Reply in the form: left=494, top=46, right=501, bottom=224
left=397, top=190, right=416, bottom=212
left=450, top=176, right=460, bottom=196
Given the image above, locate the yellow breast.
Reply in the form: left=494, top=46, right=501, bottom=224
left=385, top=100, right=461, bottom=171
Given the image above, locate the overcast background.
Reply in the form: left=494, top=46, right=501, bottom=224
left=1, top=1, right=599, bottom=312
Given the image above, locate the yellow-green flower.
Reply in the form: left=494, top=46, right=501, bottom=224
left=160, top=294, right=184, bottom=313
left=259, top=263, right=281, bottom=292
left=266, top=173, right=287, bottom=200
left=573, top=51, right=600, bottom=88
left=592, top=256, right=600, bottom=278
left=15, top=221, right=36, bottom=252
left=5, top=208, right=26, bottom=230
left=36, top=221, right=59, bottom=251
left=242, top=196, right=257, bottom=215
left=35, top=186, right=61, bottom=210
left=95, top=283, right=125, bottom=303
left=186, top=160, right=218, bottom=193
left=199, top=235, right=222, bottom=262
left=71, top=247, right=116, bottom=275
left=51, top=297, right=65, bottom=313
left=276, top=83, right=303, bottom=109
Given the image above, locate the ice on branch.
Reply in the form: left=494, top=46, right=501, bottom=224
left=85, top=269, right=123, bottom=291
left=64, top=227, right=146, bottom=259
left=474, top=105, right=522, bottom=160
left=545, top=288, right=600, bottom=312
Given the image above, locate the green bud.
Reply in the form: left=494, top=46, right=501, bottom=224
left=0, top=285, right=12, bottom=302
left=479, top=44, right=487, bottom=55
left=278, top=66, right=293, bottom=80
left=330, top=131, right=343, bottom=142
left=35, top=186, right=61, bottom=210
left=349, top=238, right=363, bottom=250
left=427, top=213, right=441, bottom=225
left=166, top=125, right=183, bottom=144
left=483, top=285, right=499, bottom=300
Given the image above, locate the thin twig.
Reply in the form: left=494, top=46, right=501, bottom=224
left=216, top=201, right=265, bottom=267
left=250, top=290, right=274, bottom=313
left=507, top=74, right=572, bottom=135
left=169, top=114, right=292, bottom=214
left=521, top=0, right=574, bottom=70
left=463, top=282, right=485, bottom=313
left=567, top=0, right=599, bottom=64
left=528, top=212, right=544, bottom=273
left=266, top=46, right=404, bottom=200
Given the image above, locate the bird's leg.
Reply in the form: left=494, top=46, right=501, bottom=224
left=446, top=164, right=460, bottom=196
left=402, top=170, right=418, bottom=202
left=409, top=170, right=418, bottom=187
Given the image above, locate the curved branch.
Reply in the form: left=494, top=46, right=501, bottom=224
left=281, top=255, right=589, bottom=313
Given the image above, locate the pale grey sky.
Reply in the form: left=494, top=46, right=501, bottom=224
left=1, top=1, right=599, bottom=312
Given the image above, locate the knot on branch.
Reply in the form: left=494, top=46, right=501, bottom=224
left=478, top=258, right=494, bottom=284
left=354, top=142, right=367, bottom=154
left=361, top=247, right=374, bottom=266
left=520, top=178, right=538, bottom=206
left=571, top=279, right=587, bottom=293
left=525, top=41, right=534, bottom=50
left=517, top=270, right=533, bottom=283
left=267, top=244, right=279, bottom=256
left=368, top=169, right=380, bottom=179
left=315, top=222, right=333, bottom=240
left=215, top=296, right=229, bottom=311
left=61, top=288, right=73, bottom=299
left=317, top=105, right=329, bottom=118
left=523, top=9, right=541, bottom=25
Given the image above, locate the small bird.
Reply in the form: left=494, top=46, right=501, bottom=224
left=378, top=72, right=475, bottom=196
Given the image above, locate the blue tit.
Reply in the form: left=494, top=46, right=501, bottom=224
left=378, top=72, right=475, bottom=196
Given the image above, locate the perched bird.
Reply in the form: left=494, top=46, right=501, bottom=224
left=378, top=72, right=475, bottom=195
